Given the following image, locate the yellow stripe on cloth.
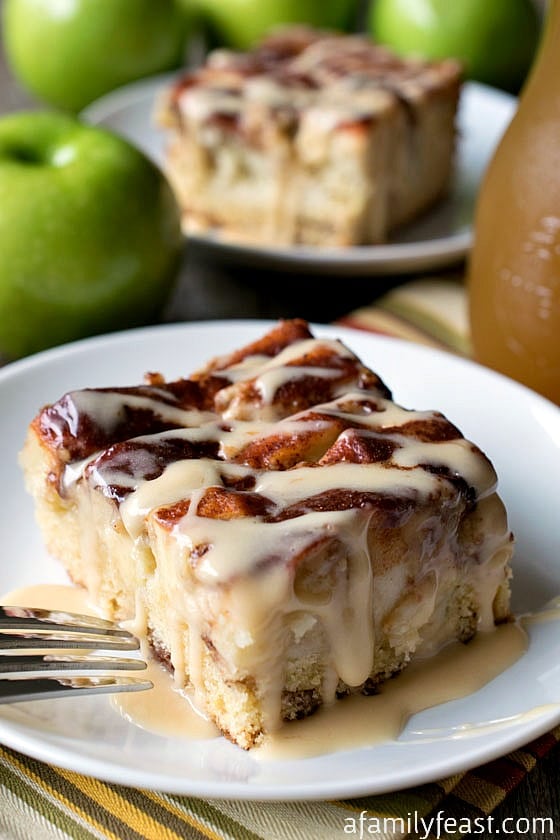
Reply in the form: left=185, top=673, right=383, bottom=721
left=0, top=764, right=84, bottom=840
left=376, top=277, right=471, bottom=356
left=338, top=276, right=471, bottom=356
left=450, top=775, right=508, bottom=814
left=55, top=770, right=221, bottom=840
left=210, top=798, right=375, bottom=840
left=331, top=782, right=451, bottom=820
left=338, top=309, right=450, bottom=351
left=144, top=790, right=252, bottom=840
left=505, top=749, right=538, bottom=773
left=0, top=747, right=113, bottom=839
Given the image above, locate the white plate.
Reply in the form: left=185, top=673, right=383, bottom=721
left=83, top=77, right=516, bottom=276
left=1, top=321, right=559, bottom=800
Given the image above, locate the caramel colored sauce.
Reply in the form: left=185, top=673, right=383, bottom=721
left=112, top=659, right=218, bottom=741
left=468, top=0, right=560, bottom=403
left=256, top=623, right=527, bottom=760
left=0, top=584, right=531, bottom=760
left=1, top=583, right=96, bottom=616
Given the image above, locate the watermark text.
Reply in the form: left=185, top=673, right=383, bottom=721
left=343, top=809, right=555, bottom=838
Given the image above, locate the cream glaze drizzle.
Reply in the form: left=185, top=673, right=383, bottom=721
left=60, top=391, right=213, bottom=438
left=48, top=336, right=512, bottom=739
left=256, top=622, right=528, bottom=760
left=0, top=583, right=533, bottom=759
left=176, top=33, right=459, bottom=134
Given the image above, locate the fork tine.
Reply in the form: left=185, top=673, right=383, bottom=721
left=0, top=653, right=147, bottom=674
left=0, top=675, right=153, bottom=704
left=0, top=605, right=140, bottom=651
left=0, top=632, right=139, bottom=652
left=0, top=606, right=134, bottom=639
left=0, top=606, right=153, bottom=702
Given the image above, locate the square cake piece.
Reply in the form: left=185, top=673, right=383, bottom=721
left=20, top=321, right=512, bottom=749
left=156, top=27, right=462, bottom=246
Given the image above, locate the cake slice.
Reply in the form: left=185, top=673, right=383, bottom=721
left=20, top=320, right=513, bottom=749
left=156, top=27, right=462, bottom=246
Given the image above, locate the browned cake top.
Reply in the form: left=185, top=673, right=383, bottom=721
left=34, top=321, right=498, bottom=585
left=163, top=27, right=461, bottom=138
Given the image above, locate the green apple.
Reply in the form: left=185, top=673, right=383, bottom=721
left=369, top=0, right=540, bottom=92
left=2, top=0, right=186, bottom=112
left=0, top=111, right=183, bottom=359
left=193, top=0, right=359, bottom=50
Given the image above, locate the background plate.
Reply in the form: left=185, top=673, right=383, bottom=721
left=83, top=79, right=516, bottom=275
left=1, top=322, right=559, bottom=799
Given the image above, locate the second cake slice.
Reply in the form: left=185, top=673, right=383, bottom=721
left=156, top=27, right=462, bottom=247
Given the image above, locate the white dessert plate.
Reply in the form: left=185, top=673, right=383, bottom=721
left=1, top=321, right=559, bottom=800
left=83, top=77, right=516, bottom=275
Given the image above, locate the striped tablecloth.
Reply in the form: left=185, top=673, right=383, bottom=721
left=1, top=276, right=558, bottom=840
left=1, top=727, right=559, bottom=840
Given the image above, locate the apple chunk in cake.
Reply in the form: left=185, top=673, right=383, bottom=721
left=156, top=27, right=462, bottom=246
left=20, top=320, right=512, bottom=749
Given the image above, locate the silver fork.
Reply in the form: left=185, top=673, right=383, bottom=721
left=0, top=605, right=153, bottom=703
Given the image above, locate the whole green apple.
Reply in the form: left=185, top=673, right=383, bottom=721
left=369, top=0, right=540, bottom=92
left=2, top=0, right=185, bottom=112
left=193, top=0, right=359, bottom=50
left=0, top=112, right=183, bottom=359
